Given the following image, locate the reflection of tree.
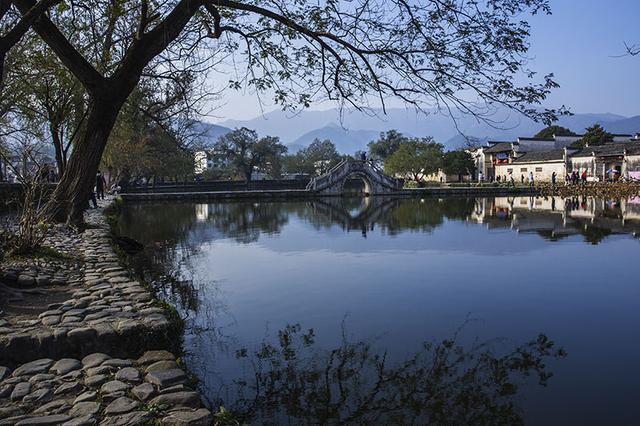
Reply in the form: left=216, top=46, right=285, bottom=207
left=204, top=202, right=290, bottom=244
left=216, top=324, right=566, bottom=425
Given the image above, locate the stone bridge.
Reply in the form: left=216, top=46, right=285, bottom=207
left=306, top=158, right=404, bottom=195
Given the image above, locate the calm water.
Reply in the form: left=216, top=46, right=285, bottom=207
left=117, top=196, right=640, bottom=425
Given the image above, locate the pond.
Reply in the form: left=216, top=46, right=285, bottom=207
left=116, top=196, right=640, bottom=424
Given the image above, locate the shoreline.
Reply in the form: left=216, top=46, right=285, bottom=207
left=0, top=199, right=213, bottom=425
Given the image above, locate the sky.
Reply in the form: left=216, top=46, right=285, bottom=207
left=207, top=0, right=640, bottom=123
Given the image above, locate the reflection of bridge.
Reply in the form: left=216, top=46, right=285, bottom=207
left=306, top=158, right=404, bottom=195
left=308, top=197, right=400, bottom=235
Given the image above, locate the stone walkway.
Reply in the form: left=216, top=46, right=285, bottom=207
left=0, top=202, right=172, bottom=365
left=0, top=200, right=212, bottom=424
left=0, top=350, right=212, bottom=425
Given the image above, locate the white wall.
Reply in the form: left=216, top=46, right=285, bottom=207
left=495, top=161, right=565, bottom=182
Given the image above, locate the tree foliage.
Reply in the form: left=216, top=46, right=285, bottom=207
left=443, top=150, right=475, bottom=179
left=571, top=124, right=613, bottom=148
left=367, top=130, right=405, bottom=160
left=213, top=127, right=287, bottom=181
left=534, top=125, right=576, bottom=139
left=384, top=138, right=443, bottom=182
left=283, top=138, right=342, bottom=176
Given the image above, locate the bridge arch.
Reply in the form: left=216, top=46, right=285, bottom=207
left=306, top=158, right=403, bottom=195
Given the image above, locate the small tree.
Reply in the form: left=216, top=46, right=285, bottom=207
left=286, top=139, right=341, bottom=176
left=384, top=138, right=443, bottom=183
left=367, top=130, right=406, bottom=160
left=571, top=124, right=613, bottom=148
left=534, top=125, right=576, bottom=139
left=443, top=150, right=475, bottom=182
left=214, top=128, right=287, bottom=181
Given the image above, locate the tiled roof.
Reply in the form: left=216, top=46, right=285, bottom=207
left=512, top=149, right=566, bottom=163
left=570, top=141, right=640, bottom=157
left=517, top=137, right=555, bottom=142
left=484, top=142, right=515, bottom=153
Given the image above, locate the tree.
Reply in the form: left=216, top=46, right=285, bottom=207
left=13, top=0, right=562, bottom=223
left=571, top=124, right=613, bottom=148
left=534, top=125, right=576, bottom=139
left=384, top=138, right=443, bottom=183
left=214, top=128, right=287, bottom=182
left=285, top=139, right=341, bottom=176
left=443, top=150, right=475, bottom=181
left=367, top=130, right=406, bottom=160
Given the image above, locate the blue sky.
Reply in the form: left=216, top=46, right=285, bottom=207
left=209, top=0, right=640, bottom=122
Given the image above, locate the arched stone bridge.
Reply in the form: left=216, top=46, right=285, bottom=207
left=306, top=158, right=404, bottom=195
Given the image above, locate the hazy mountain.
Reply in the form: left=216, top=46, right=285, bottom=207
left=210, top=108, right=638, bottom=154
left=291, top=124, right=382, bottom=154
left=191, top=121, right=232, bottom=148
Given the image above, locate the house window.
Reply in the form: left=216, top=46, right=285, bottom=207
left=535, top=167, right=543, bottom=172
left=520, top=168, right=527, bottom=172
left=507, top=168, right=513, bottom=173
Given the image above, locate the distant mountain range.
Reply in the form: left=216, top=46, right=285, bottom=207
left=196, top=108, right=640, bottom=154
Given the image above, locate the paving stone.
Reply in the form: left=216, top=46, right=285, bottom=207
left=130, top=383, right=155, bottom=402
left=145, top=369, right=187, bottom=388
left=0, top=366, right=11, bottom=381
left=13, top=359, right=54, bottom=377
left=50, top=359, right=82, bottom=375
left=11, top=382, right=31, bottom=400
left=100, top=380, right=130, bottom=395
left=15, top=415, right=72, bottom=425
left=68, top=402, right=100, bottom=417
left=60, top=415, right=96, bottom=426
left=136, top=350, right=174, bottom=365
left=33, top=399, right=70, bottom=415
left=149, top=391, right=201, bottom=409
left=41, top=316, right=61, bottom=327
left=114, top=367, right=140, bottom=383
left=101, top=359, right=131, bottom=368
left=104, top=397, right=139, bottom=415
left=73, top=390, right=97, bottom=404
left=0, top=384, right=13, bottom=398
left=29, top=374, right=56, bottom=384
left=97, top=411, right=151, bottom=426
left=145, top=360, right=178, bottom=373
left=161, top=409, right=213, bottom=426
left=81, top=354, right=111, bottom=369
left=23, top=388, right=53, bottom=404
left=54, top=380, right=83, bottom=395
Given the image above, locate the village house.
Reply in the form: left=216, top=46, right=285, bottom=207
left=495, top=149, right=569, bottom=183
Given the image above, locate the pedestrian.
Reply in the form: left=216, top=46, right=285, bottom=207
left=88, top=188, right=98, bottom=209
left=551, top=171, right=557, bottom=187
left=509, top=171, right=515, bottom=188
left=581, top=169, right=587, bottom=184
left=529, top=171, right=535, bottom=190
left=521, top=174, right=525, bottom=184
left=96, top=170, right=106, bottom=200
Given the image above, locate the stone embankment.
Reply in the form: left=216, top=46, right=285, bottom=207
left=0, top=350, right=211, bottom=425
left=0, top=200, right=212, bottom=424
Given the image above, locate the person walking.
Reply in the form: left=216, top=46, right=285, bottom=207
left=529, top=171, right=535, bottom=190
left=581, top=169, right=587, bottom=184
left=551, top=171, right=557, bottom=187
left=96, top=170, right=106, bottom=200
left=509, top=171, right=515, bottom=188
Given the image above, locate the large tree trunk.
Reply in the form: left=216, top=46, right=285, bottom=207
left=44, top=98, right=123, bottom=224
left=50, top=125, right=66, bottom=177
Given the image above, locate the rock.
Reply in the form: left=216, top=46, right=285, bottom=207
left=104, top=397, right=139, bottom=415
left=144, top=369, right=187, bottom=389
left=53, top=380, right=83, bottom=395
left=0, top=366, right=10, bottom=381
left=50, top=359, right=82, bottom=375
left=68, top=402, right=100, bottom=417
left=101, top=359, right=132, bottom=368
left=42, top=316, right=61, bottom=326
left=13, top=359, right=54, bottom=377
left=136, top=350, right=174, bottom=366
left=29, top=374, right=56, bottom=384
left=159, top=384, right=189, bottom=395
left=81, top=353, right=111, bottom=369
left=97, top=411, right=151, bottom=426
left=15, top=415, right=72, bottom=425
left=73, top=390, right=97, bottom=404
left=23, top=388, right=53, bottom=404
left=149, top=391, right=201, bottom=409
left=145, top=360, right=178, bottom=373
left=17, top=274, right=36, bottom=287
left=83, top=374, right=108, bottom=388
left=131, top=383, right=155, bottom=402
left=85, top=365, right=114, bottom=377
left=100, top=380, right=130, bottom=395
left=161, top=409, right=213, bottom=426
left=33, top=399, right=70, bottom=415
left=11, top=382, right=31, bottom=400
left=114, top=367, right=140, bottom=383
left=0, top=384, right=13, bottom=398
left=60, top=415, right=96, bottom=426
left=67, top=328, right=96, bottom=341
